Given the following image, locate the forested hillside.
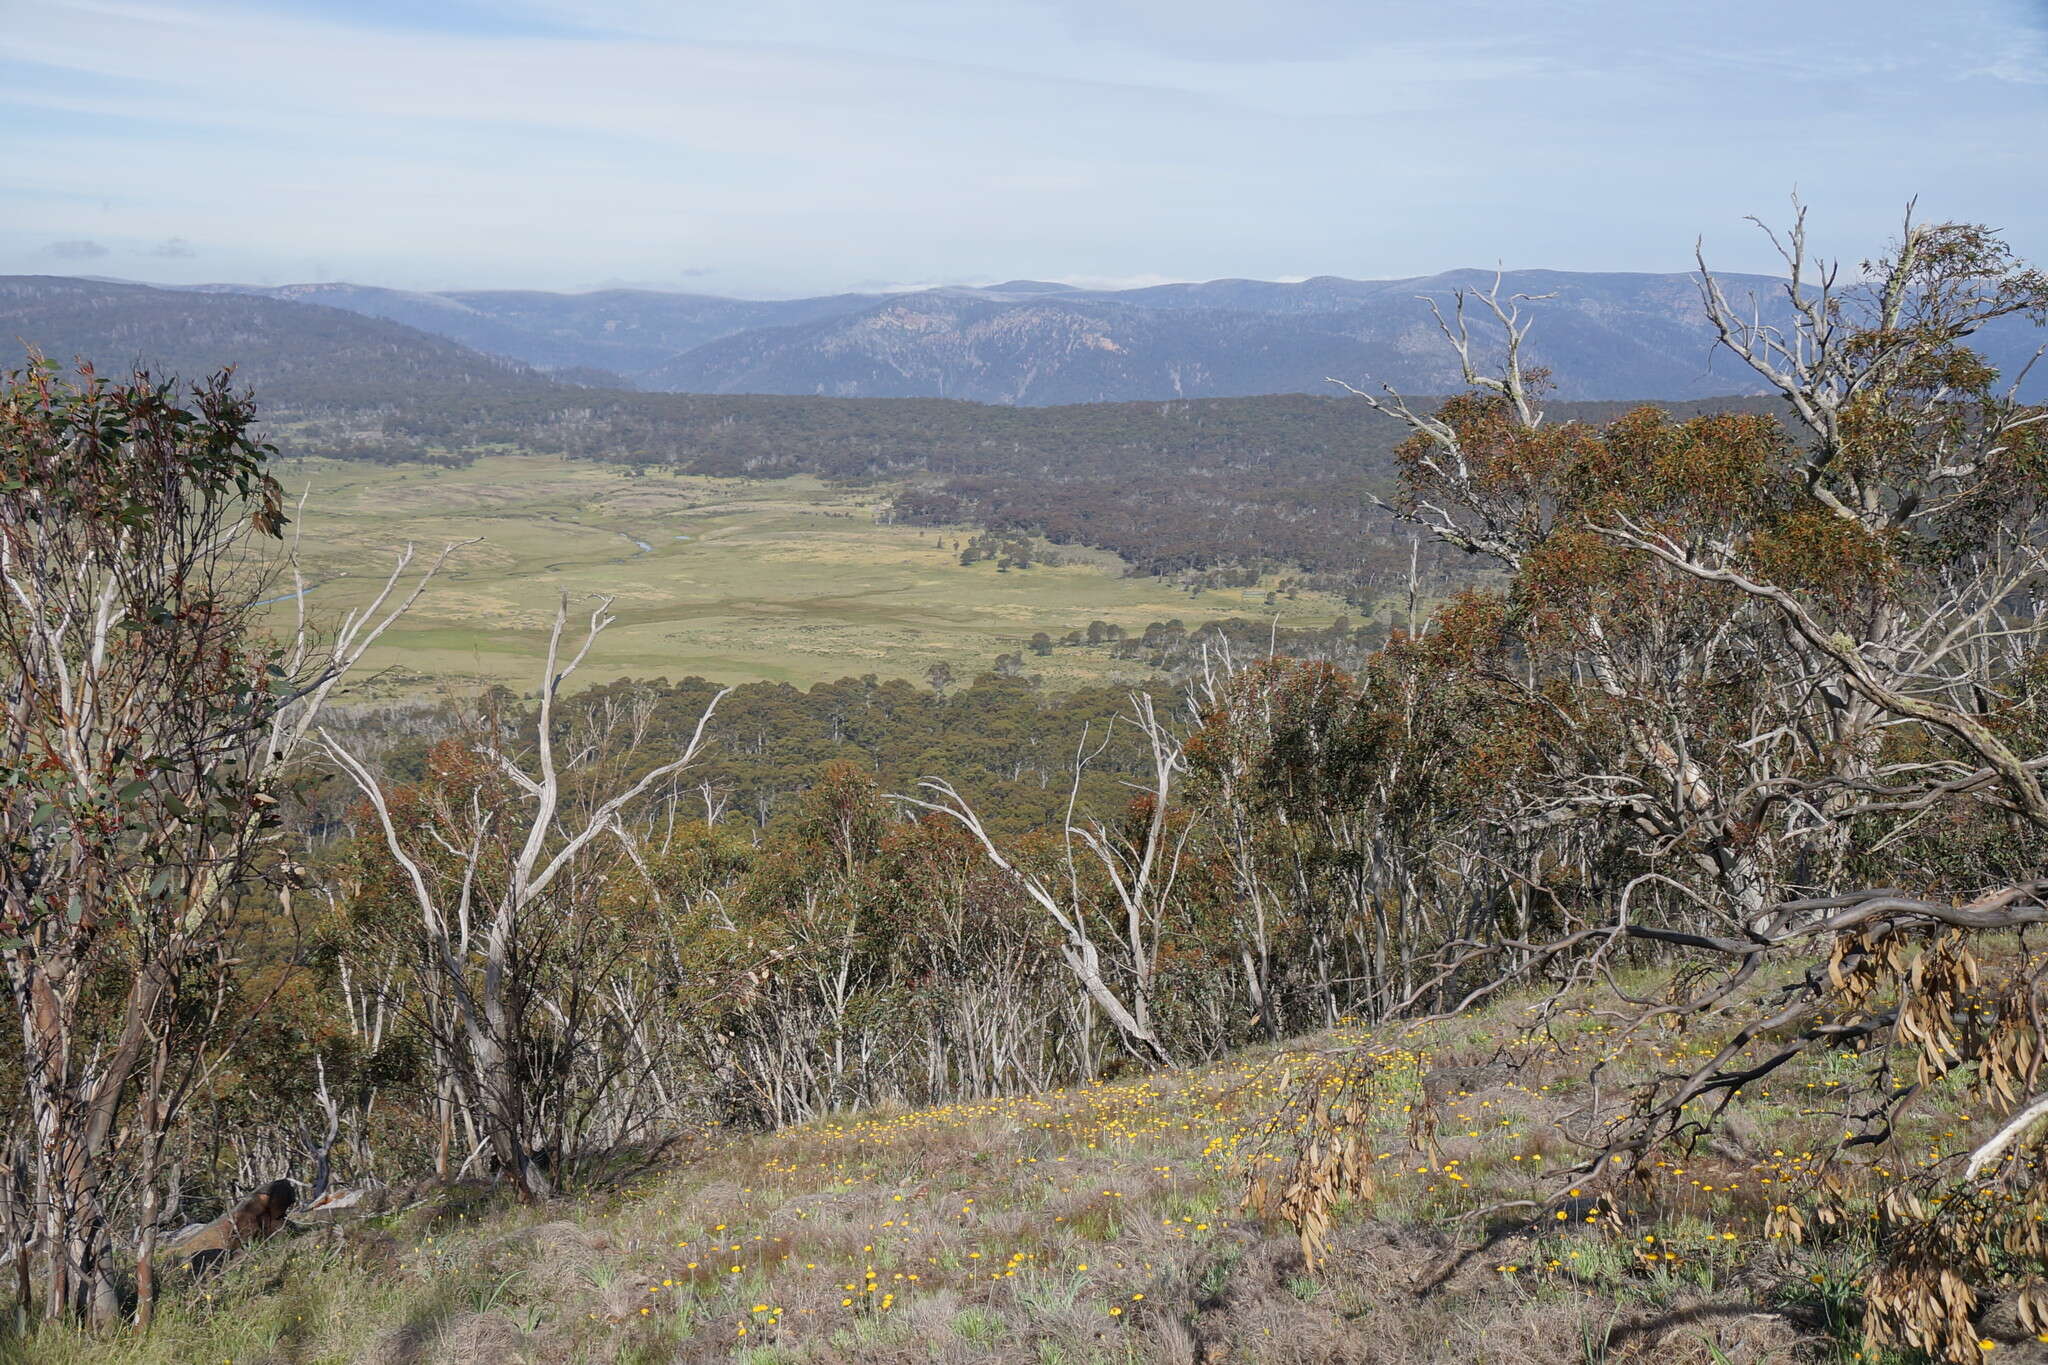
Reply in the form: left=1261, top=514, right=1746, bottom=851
left=0, top=275, right=565, bottom=411
left=169, top=268, right=2048, bottom=404
left=0, top=274, right=1785, bottom=599
left=187, top=280, right=876, bottom=378
left=317, top=618, right=1380, bottom=841
left=3, top=215, right=2047, bottom=1365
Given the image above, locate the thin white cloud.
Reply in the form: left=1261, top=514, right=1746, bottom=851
left=1976, top=24, right=2048, bottom=83
left=2, top=0, right=2042, bottom=292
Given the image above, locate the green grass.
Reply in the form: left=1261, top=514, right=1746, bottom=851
left=256, top=456, right=1355, bottom=692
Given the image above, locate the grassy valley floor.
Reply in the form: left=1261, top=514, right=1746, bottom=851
left=257, top=456, right=1355, bottom=693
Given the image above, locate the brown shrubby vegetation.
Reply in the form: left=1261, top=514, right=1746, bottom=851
left=1, top=209, right=2045, bottom=1365
left=1254, top=209, right=2048, bottom=1362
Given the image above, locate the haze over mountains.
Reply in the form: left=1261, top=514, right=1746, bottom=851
left=0, top=274, right=561, bottom=411
left=185, top=269, right=1793, bottom=403
left=9, top=269, right=2044, bottom=408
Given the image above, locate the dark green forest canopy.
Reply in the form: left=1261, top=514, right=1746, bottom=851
left=332, top=623, right=1352, bottom=840
left=323, top=389, right=1781, bottom=586
left=260, top=387, right=1781, bottom=604
left=0, top=276, right=1781, bottom=596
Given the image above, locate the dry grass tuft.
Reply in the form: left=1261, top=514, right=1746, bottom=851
left=12, top=980, right=1986, bottom=1363
left=430, top=1311, right=530, bottom=1365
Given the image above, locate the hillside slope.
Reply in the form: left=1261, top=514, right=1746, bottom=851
left=644, top=270, right=1794, bottom=403
left=0, top=275, right=564, bottom=414
left=40, top=270, right=2048, bottom=405
left=638, top=291, right=1402, bottom=404
left=137, top=267, right=2048, bottom=405
left=19, top=982, right=2015, bottom=1365
left=185, top=282, right=875, bottom=378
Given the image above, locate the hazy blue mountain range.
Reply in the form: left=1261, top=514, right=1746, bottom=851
left=179, top=280, right=874, bottom=379
left=9, top=269, right=2043, bottom=406
left=173, top=269, right=1793, bottom=402
left=0, top=275, right=563, bottom=410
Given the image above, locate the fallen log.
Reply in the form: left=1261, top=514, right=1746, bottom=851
left=162, top=1180, right=297, bottom=1272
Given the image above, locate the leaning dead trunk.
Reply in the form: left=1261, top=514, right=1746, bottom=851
left=902, top=693, right=1192, bottom=1069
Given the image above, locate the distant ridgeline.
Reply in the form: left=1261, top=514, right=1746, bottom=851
left=0, top=273, right=1808, bottom=602
left=66, top=265, right=2048, bottom=404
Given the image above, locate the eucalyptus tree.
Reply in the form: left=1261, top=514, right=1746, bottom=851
left=322, top=597, right=726, bottom=1201
left=905, top=692, right=1192, bottom=1067
left=0, top=359, right=446, bottom=1323
left=1269, top=210, right=2048, bottom=1362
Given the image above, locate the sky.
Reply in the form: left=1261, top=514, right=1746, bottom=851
left=1, top=0, right=2044, bottom=296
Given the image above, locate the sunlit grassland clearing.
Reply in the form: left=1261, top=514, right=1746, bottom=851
left=256, top=455, right=1352, bottom=692
left=30, top=970, right=2009, bottom=1365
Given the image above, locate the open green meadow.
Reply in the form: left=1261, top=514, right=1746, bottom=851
left=259, top=456, right=1351, bottom=692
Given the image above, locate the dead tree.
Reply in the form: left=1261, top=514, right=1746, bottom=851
left=1270, top=208, right=2048, bottom=1361
left=901, top=693, right=1192, bottom=1067
left=161, top=1181, right=296, bottom=1275
left=322, top=594, right=726, bottom=1201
